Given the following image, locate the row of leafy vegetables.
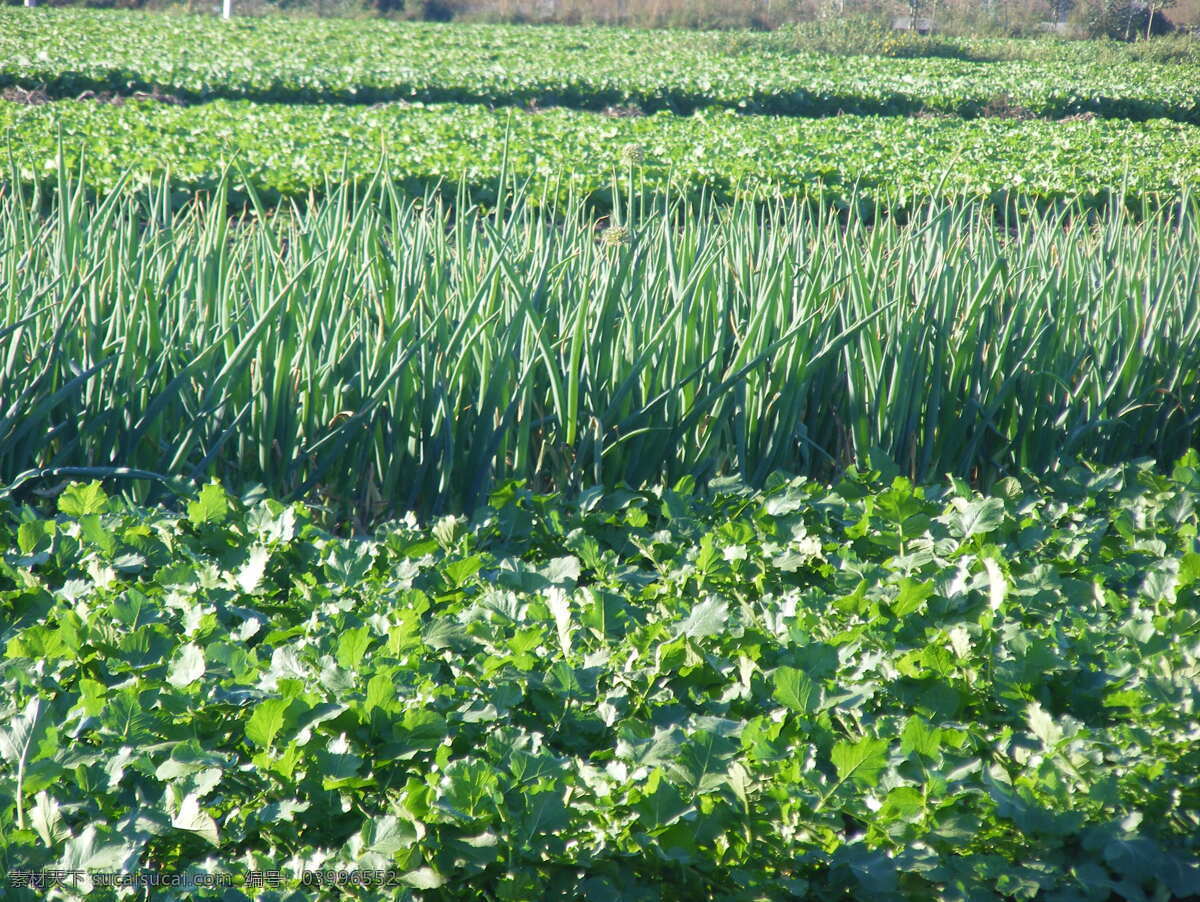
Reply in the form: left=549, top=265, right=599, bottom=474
left=1, top=457, right=1198, bottom=900
left=2, top=99, right=1198, bottom=209
left=3, top=9, right=1200, bottom=123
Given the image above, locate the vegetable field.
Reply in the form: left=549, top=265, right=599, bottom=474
left=3, top=463, right=1200, bottom=900
left=3, top=184, right=1199, bottom=522
left=3, top=9, right=1200, bottom=123
left=3, top=100, right=1200, bottom=208
left=2, top=7, right=1200, bottom=901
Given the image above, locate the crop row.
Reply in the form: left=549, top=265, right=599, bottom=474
left=2, top=99, right=1200, bottom=209
left=4, top=9, right=1200, bottom=122
left=3, top=178, right=1198, bottom=522
left=2, top=464, right=1199, bottom=900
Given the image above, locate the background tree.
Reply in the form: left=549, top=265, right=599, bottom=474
left=1145, top=0, right=1176, bottom=35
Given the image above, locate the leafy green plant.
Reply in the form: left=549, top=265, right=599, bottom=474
left=878, top=31, right=973, bottom=59
left=2, top=172, right=1198, bottom=522
left=3, top=8, right=1200, bottom=122
left=2, top=100, right=1200, bottom=209
left=1, top=462, right=1198, bottom=899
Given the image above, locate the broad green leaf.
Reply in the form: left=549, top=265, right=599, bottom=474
left=79, top=515, right=117, bottom=555
left=892, top=578, right=934, bottom=617
left=400, top=868, right=447, bottom=890
left=520, top=790, right=569, bottom=838
left=336, top=626, right=372, bottom=670
left=101, top=691, right=157, bottom=744
left=171, top=793, right=219, bottom=845
left=444, top=553, right=484, bottom=587
left=1140, top=559, right=1179, bottom=602
left=947, top=497, right=1005, bottom=540
left=1104, top=837, right=1164, bottom=884
left=546, top=588, right=573, bottom=657
left=669, top=730, right=738, bottom=795
left=325, top=542, right=376, bottom=584
left=635, top=772, right=692, bottom=830
left=77, top=677, right=109, bottom=717
left=947, top=626, right=972, bottom=659
left=831, top=736, right=890, bottom=787
left=617, top=725, right=686, bottom=770
left=245, top=698, right=291, bottom=750
left=0, top=697, right=42, bottom=767
left=880, top=786, right=924, bottom=819
left=31, top=790, right=67, bottom=846
left=772, top=666, right=820, bottom=713
left=58, top=481, right=109, bottom=517
left=187, top=482, right=229, bottom=527
left=1026, top=701, right=1063, bottom=749
left=364, top=671, right=396, bottom=714
left=317, top=733, right=365, bottom=787
left=543, top=555, right=581, bottom=586
left=361, top=814, right=421, bottom=856
left=237, top=545, right=271, bottom=594
left=1180, top=551, right=1200, bottom=589
left=17, top=520, right=48, bottom=555
left=436, top=759, right=501, bottom=823
left=432, top=515, right=462, bottom=549
left=677, top=596, right=728, bottom=640
left=154, top=741, right=228, bottom=781
left=57, top=825, right=140, bottom=872
left=167, top=644, right=206, bottom=689
left=257, top=799, right=311, bottom=824
left=900, top=716, right=942, bottom=759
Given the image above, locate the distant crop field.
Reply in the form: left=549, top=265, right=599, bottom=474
left=3, top=9, right=1200, bottom=122
left=2, top=99, right=1199, bottom=208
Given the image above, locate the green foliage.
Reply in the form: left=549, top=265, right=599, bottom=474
left=3, top=8, right=1200, bottom=122
left=2, top=462, right=1200, bottom=898
left=3, top=177, right=1199, bottom=522
left=2, top=99, right=1200, bottom=209
left=1115, top=32, right=1200, bottom=63
left=1076, top=0, right=1174, bottom=40
left=741, top=18, right=977, bottom=61
left=878, top=30, right=973, bottom=59
left=729, top=16, right=895, bottom=56
left=2, top=9, right=1198, bottom=896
